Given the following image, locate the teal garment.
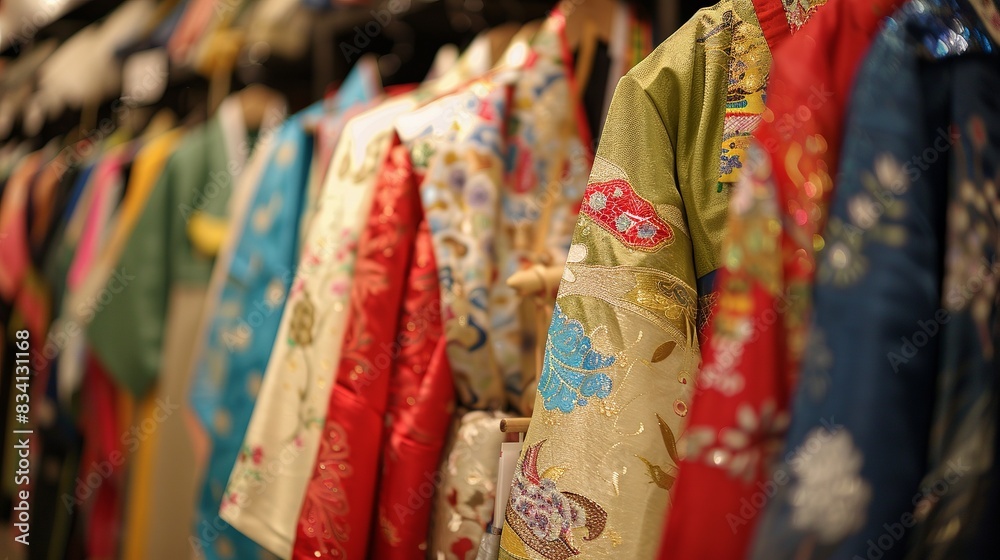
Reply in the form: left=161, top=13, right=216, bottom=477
left=87, top=114, right=245, bottom=396
left=188, top=63, right=380, bottom=560
left=749, top=2, right=1000, bottom=559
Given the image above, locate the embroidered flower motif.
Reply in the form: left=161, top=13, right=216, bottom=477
left=297, top=421, right=352, bottom=556
left=802, top=327, right=833, bottom=400
left=538, top=304, right=615, bottom=413
left=873, top=153, right=910, bottom=196
left=265, top=279, right=285, bottom=308
left=685, top=400, right=790, bottom=481
left=614, top=214, right=632, bottom=232
left=720, top=150, right=743, bottom=176
left=636, top=222, right=658, bottom=239
left=944, top=123, right=1000, bottom=356
left=330, top=279, right=349, bottom=297
left=790, top=427, right=872, bottom=543
left=818, top=217, right=868, bottom=287
left=580, top=177, right=673, bottom=250
left=696, top=335, right=748, bottom=396
left=466, top=175, right=493, bottom=208
left=448, top=167, right=467, bottom=191
left=506, top=440, right=607, bottom=558
left=588, top=192, right=607, bottom=211
left=288, top=290, right=316, bottom=346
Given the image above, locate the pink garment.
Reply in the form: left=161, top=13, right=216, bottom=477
left=67, top=154, right=126, bottom=290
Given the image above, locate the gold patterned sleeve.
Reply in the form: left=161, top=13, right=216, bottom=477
left=498, top=8, right=731, bottom=553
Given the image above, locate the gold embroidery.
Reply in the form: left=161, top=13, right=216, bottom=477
left=558, top=264, right=697, bottom=347
left=782, top=0, right=830, bottom=32
left=625, top=271, right=698, bottom=347
left=288, top=290, right=315, bottom=346
left=698, top=8, right=771, bottom=185
left=651, top=341, right=676, bottom=363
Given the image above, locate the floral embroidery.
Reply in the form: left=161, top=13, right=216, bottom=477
left=789, top=427, right=872, bottom=543
left=819, top=153, right=911, bottom=287
left=287, top=290, right=315, bottom=346
left=943, top=117, right=1000, bottom=356
left=699, top=8, right=771, bottom=185
left=580, top=178, right=673, bottom=250
left=292, top=141, right=420, bottom=560
left=582, top=156, right=673, bottom=251
left=624, top=271, right=699, bottom=347
left=506, top=440, right=607, bottom=559
left=696, top=335, right=748, bottom=396
left=413, top=83, right=508, bottom=411
left=721, top=143, right=782, bottom=294
left=782, top=0, right=830, bottom=32
left=684, top=399, right=790, bottom=481
left=297, top=421, right=352, bottom=558
left=538, top=304, right=615, bottom=413
left=637, top=414, right=682, bottom=490
left=431, top=411, right=506, bottom=557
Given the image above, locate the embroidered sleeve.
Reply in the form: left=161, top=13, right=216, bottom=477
left=500, top=71, right=701, bottom=559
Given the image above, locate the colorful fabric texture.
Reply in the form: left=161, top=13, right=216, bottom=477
left=499, top=2, right=791, bottom=559
left=661, top=1, right=901, bottom=558
left=86, top=95, right=273, bottom=560
left=188, top=105, right=321, bottom=560
left=87, top=96, right=255, bottom=396
left=289, top=44, right=510, bottom=555
left=430, top=411, right=509, bottom=560
left=222, top=47, right=490, bottom=557
left=749, top=1, right=1000, bottom=559
left=289, top=137, right=424, bottom=559
left=104, top=129, right=184, bottom=560
left=431, top=7, right=653, bottom=556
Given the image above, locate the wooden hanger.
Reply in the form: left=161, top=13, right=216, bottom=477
left=488, top=20, right=543, bottom=73
left=500, top=417, right=531, bottom=433
left=482, top=22, right=522, bottom=66
left=235, top=83, right=284, bottom=131
left=563, top=0, right=616, bottom=49
left=562, top=0, right=617, bottom=99
left=140, top=108, right=178, bottom=141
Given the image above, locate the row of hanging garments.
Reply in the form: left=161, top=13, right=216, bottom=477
left=501, top=0, right=1000, bottom=560
left=1, top=0, right=655, bottom=559
left=2, top=0, right=1000, bottom=559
